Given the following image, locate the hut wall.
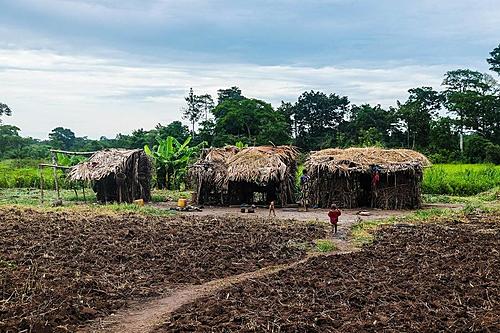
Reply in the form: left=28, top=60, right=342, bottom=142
left=308, top=171, right=359, bottom=209
left=308, top=168, right=423, bottom=209
left=372, top=170, right=423, bottom=209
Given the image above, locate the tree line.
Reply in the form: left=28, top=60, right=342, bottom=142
left=1, top=44, right=500, bottom=164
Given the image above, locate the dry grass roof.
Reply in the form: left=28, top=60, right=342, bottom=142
left=227, top=146, right=299, bottom=184
left=307, top=147, right=430, bottom=173
left=68, top=149, right=144, bottom=181
left=203, top=146, right=240, bottom=163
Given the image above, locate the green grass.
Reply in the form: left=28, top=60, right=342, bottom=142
left=423, top=164, right=500, bottom=196
left=314, top=239, right=337, bottom=252
left=0, top=188, right=180, bottom=217
left=0, top=159, right=70, bottom=189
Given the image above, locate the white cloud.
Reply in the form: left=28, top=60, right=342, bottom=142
left=0, top=48, right=459, bottom=139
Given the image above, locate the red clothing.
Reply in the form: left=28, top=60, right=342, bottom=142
left=372, top=172, right=380, bottom=186
left=328, top=210, right=341, bottom=224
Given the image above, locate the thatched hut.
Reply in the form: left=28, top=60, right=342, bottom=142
left=225, top=146, right=299, bottom=206
left=68, top=149, right=152, bottom=203
left=189, top=146, right=239, bottom=205
left=305, top=147, right=430, bottom=209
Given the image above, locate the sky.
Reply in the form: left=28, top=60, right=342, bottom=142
left=0, top=0, right=499, bottom=139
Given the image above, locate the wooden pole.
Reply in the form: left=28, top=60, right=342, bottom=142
left=49, top=149, right=96, bottom=156
left=51, top=152, right=61, bottom=200
left=82, top=183, right=86, bottom=202
left=39, top=165, right=44, bottom=203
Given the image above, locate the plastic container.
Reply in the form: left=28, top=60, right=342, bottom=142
left=133, top=199, right=144, bottom=206
left=177, top=198, right=187, bottom=208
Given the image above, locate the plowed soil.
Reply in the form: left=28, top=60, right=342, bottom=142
left=0, top=207, right=325, bottom=332
left=162, top=214, right=500, bottom=332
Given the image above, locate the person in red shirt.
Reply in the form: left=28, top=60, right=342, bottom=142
left=328, top=204, right=342, bottom=234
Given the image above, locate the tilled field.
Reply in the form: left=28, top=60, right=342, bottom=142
left=0, top=207, right=325, bottom=332
left=163, top=214, right=500, bottom=332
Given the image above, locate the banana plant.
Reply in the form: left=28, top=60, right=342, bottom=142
left=145, top=136, right=205, bottom=190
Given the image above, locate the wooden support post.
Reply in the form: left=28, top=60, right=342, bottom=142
left=82, top=183, right=86, bottom=202
left=39, top=165, right=44, bottom=203
left=51, top=152, right=61, bottom=200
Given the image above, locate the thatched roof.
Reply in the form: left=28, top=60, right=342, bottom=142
left=68, top=149, right=145, bottom=181
left=227, top=146, right=299, bottom=184
left=306, top=147, right=430, bottom=174
left=202, top=146, right=240, bottom=163
left=190, top=146, right=238, bottom=187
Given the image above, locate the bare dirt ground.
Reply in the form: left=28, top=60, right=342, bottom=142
left=82, top=204, right=453, bottom=333
left=160, top=213, right=500, bottom=332
left=0, top=203, right=464, bottom=333
left=0, top=208, right=325, bottom=332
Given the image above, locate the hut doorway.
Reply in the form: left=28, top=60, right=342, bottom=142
left=358, top=173, right=372, bottom=207
left=227, top=181, right=278, bottom=206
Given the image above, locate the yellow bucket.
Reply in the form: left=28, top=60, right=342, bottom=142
left=133, top=199, right=144, bottom=206
left=177, top=198, right=187, bottom=208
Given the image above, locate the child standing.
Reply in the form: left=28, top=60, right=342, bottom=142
left=328, top=204, right=341, bottom=234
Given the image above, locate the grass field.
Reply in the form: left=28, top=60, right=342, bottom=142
left=422, top=164, right=500, bottom=196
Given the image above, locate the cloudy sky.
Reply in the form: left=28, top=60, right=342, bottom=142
left=0, top=0, right=499, bottom=139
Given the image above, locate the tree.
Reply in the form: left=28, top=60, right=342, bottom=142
left=397, top=87, right=443, bottom=149
left=346, top=104, right=399, bottom=147
left=442, top=70, right=500, bottom=143
left=49, top=127, right=76, bottom=150
left=211, top=97, right=291, bottom=146
left=182, top=88, right=203, bottom=137
left=198, top=94, right=215, bottom=121
left=217, top=87, right=244, bottom=104
left=487, top=44, right=500, bottom=75
left=155, top=121, right=190, bottom=143
left=276, top=101, right=295, bottom=138
left=292, top=91, right=349, bottom=150
left=0, top=102, right=12, bottom=124
left=0, top=125, right=22, bottom=157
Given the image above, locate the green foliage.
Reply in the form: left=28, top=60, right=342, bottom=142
left=49, top=127, right=76, bottom=150
left=211, top=97, right=291, bottom=146
left=235, top=141, right=248, bottom=149
left=423, top=164, right=500, bottom=196
left=292, top=90, right=350, bottom=150
left=0, top=102, right=12, bottom=123
left=397, top=87, right=443, bottom=149
left=442, top=69, right=500, bottom=142
left=488, top=44, right=500, bottom=75
left=145, top=136, right=205, bottom=190
left=56, top=153, right=87, bottom=167
left=217, top=86, right=244, bottom=104
left=0, top=159, right=69, bottom=189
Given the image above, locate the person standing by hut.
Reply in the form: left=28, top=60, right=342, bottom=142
left=300, top=169, right=310, bottom=212
left=328, top=204, right=342, bottom=234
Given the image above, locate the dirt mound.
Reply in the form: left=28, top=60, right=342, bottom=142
left=162, top=215, right=500, bottom=332
left=0, top=208, right=325, bottom=332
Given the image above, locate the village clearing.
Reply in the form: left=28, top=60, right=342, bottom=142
left=1, top=204, right=499, bottom=332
